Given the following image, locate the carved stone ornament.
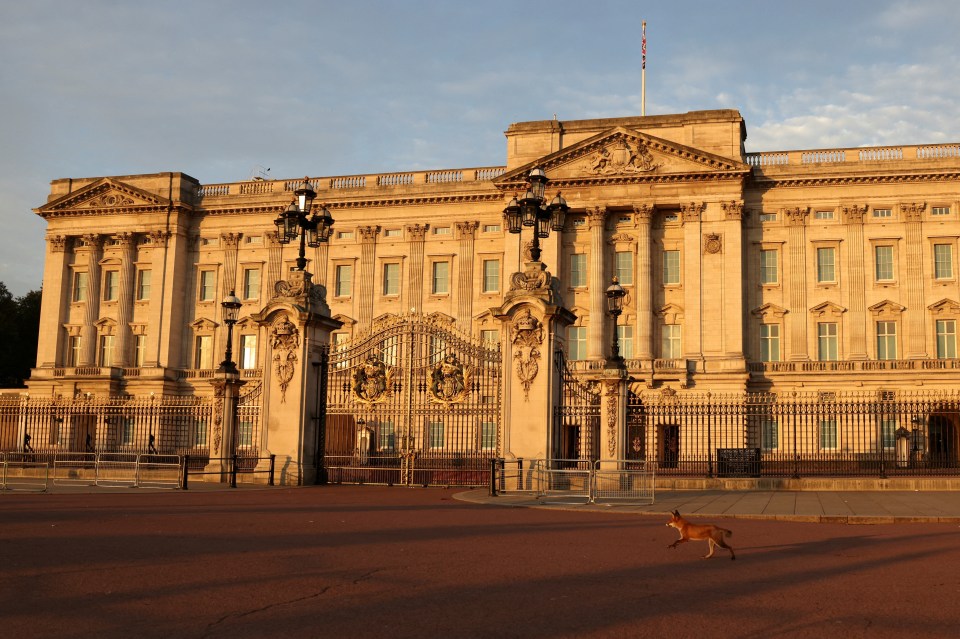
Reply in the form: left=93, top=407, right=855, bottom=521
left=510, top=261, right=551, bottom=293
left=606, top=382, right=619, bottom=457
left=587, top=136, right=660, bottom=175
left=721, top=201, right=743, bottom=221
left=48, top=235, right=68, bottom=252
left=429, top=353, right=472, bottom=405
left=271, top=314, right=300, bottom=403
left=511, top=308, right=544, bottom=401
left=212, top=383, right=224, bottom=454
left=703, top=233, right=722, bottom=255
left=352, top=354, right=396, bottom=405
left=82, top=191, right=135, bottom=208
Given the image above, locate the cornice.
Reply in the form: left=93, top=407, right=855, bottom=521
left=497, top=171, right=749, bottom=191
left=752, top=171, right=960, bottom=188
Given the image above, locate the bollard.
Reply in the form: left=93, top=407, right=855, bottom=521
left=230, top=454, right=238, bottom=488
left=182, top=455, right=189, bottom=490
left=489, top=458, right=498, bottom=497
left=269, top=454, right=276, bottom=486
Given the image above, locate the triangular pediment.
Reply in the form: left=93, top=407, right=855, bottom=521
left=494, top=127, right=749, bottom=190
left=809, top=301, right=846, bottom=318
left=37, top=178, right=170, bottom=216
left=190, top=317, right=219, bottom=331
left=868, top=299, right=905, bottom=316
left=928, top=298, right=960, bottom=315
left=751, top=303, right=787, bottom=319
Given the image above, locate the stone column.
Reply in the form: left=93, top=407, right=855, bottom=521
left=205, top=373, right=245, bottom=483
left=681, top=203, right=704, bottom=361
left=144, top=230, right=171, bottom=369
left=587, top=206, right=607, bottom=361
left=903, top=203, right=927, bottom=358
left=785, top=207, right=809, bottom=360
left=456, top=221, right=479, bottom=328
left=36, top=235, right=70, bottom=369
left=357, top=225, right=380, bottom=331
left=115, top=233, right=137, bottom=367
left=633, top=204, right=654, bottom=359
left=79, top=234, right=103, bottom=367
left=266, top=231, right=283, bottom=293
left=406, top=224, right=428, bottom=313
left=843, top=206, right=868, bottom=359
left=220, top=232, right=242, bottom=297
left=599, top=373, right=628, bottom=462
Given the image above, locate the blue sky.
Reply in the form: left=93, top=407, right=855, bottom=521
left=2, top=0, right=958, bottom=295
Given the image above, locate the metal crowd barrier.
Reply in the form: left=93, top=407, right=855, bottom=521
left=1, top=453, right=49, bottom=493
left=0, top=452, right=182, bottom=492
left=489, top=458, right=656, bottom=505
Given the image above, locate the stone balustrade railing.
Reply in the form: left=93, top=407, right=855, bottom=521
left=197, top=166, right=507, bottom=199
left=746, top=143, right=960, bottom=168
left=748, top=358, right=960, bottom=373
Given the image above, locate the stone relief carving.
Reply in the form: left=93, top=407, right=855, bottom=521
left=842, top=204, right=867, bottom=224
left=511, top=308, right=544, bottom=401
left=605, top=382, right=619, bottom=457
left=271, top=314, right=300, bottom=403
left=681, top=202, right=704, bottom=224
left=510, top=262, right=550, bottom=292
left=721, top=201, right=743, bottom=221
left=212, top=383, right=224, bottom=454
left=587, top=136, right=659, bottom=175
left=48, top=235, right=68, bottom=252
left=83, top=191, right=135, bottom=208
left=782, top=206, right=809, bottom=226
left=703, top=233, right=722, bottom=255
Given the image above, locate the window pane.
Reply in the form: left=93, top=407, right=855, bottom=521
left=336, top=265, right=353, bottom=297
left=615, top=251, right=633, bottom=285
left=937, top=319, right=956, bottom=359
left=243, top=268, right=260, bottom=299
left=200, top=271, right=216, bottom=301
left=240, top=334, right=257, bottom=369
left=429, top=422, right=445, bottom=449
left=617, top=325, right=634, bottom=359
left=136, top=270, right=151, bottom=300
left=934, top=244, right=953, bottom=279
left=762, top=421, right=778, bottom=451
left=570, top=254, right=586, bottom=287
left=875, top=246, right=894, bottom=280
left=761, top=324, right=780, bottom=362
left=481, top=422, right=497, bottom=450
left=432, top=261, right=449, bottom=294
left=196, top=335, right=213, bottom=369
left=818, top=322, right=838, bottom=361
left=760, top=250, right=778, bottom=284
left=876, top=321, right=897, bottom=360
left=104, top=271, right=119, bottom=301
left=820, top=420, right=837, bottom=450
left=663, top=250, right=680, bottom=285
left=379, top=421, right=395, bottom=451
left=480, top=329, right=500, bottom=346
left=568, top=327, right=586, bottom=360
left=98, top=335, right=114, bottom=367
left=661, top=325, right=681, bottom=359
left=383, top=263, right=400, bottom=295
left=482, top=259, right=500, bottom=293
left=135, top=334, right=146, bottom=367
left=816, top=247, right=835, bottom=283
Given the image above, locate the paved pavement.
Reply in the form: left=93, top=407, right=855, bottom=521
left=454, top=487, right=960, bottom=524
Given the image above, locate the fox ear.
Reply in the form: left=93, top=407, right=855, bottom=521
left=672, top=510, right=680, bottom=517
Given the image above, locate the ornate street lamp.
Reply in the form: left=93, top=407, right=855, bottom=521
left=503, top=168, right=568, bottom=263
left=274, top=177, right=335, bottom=271
left=218, top=290, right=242, bottom=374
left=605, top=276, right=626, bottom=362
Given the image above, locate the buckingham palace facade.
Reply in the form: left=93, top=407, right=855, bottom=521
left=17, top=108, right=960, bottom=482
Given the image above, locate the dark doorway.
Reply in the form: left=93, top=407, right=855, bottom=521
left=658, top=423, right=680, bottom=469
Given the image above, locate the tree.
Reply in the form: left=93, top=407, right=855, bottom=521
left=0, top=282, right=41, bottom=387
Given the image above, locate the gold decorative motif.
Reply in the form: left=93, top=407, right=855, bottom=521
left=429, top=353, right=472, bottom=405
left=271, top=315, right=300, bottom=403
left=352, top=354, right=396, bottom=405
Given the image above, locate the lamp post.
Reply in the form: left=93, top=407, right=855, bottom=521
left=503, top=168, right=568, bottom=264
left=274, top=177, right=335, bottom=271
left=605, top=276, right=626, bottom=363
left=218, top=290, right=242, bottom=374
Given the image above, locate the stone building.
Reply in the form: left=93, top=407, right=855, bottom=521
left=20, top=109, right=960, bottom=482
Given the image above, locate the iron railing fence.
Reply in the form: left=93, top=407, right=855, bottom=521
left=0, top=396, right=215, bottom=463
left=324, top=453, right=493, bottom=487
left=627, top=390, right=960, bottom=477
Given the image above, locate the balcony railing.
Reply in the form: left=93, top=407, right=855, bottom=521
left=749, top=359, right=960, bottom=373
left=745, top=143, right=960, bottom=169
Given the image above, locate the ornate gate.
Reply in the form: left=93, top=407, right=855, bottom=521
left=552, top=349, right=601, bottom=463
left=324, top=314, right=501, bottom=486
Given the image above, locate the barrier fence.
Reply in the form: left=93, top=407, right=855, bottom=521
left=324, top=454, right=491, bottom=488
left=490, top=459, right=656, bottom=505
left=181, top=454, right=276, bottom=489
left=0, top=452, right=181, bottom=492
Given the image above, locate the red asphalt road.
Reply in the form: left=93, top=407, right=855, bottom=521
left=2, top=486, right=959, bottom=639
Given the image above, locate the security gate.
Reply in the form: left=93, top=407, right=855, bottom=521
left=324, top=314, right=501, bottom=486
left=552, top=349, right=601, bottom=463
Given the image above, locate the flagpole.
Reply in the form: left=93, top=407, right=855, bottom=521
left=641, top=20, right=647, bottom=116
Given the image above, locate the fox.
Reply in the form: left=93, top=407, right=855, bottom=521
left=666, top=510, right=736, bottom=560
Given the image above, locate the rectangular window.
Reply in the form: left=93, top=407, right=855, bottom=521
left=134, top=334, right=147, bottom=367
left=663, top=250, right=680, bottom=285
left=103, top=271, right=119, bottom=301
left=379, top=421, right=395, bottom=451
left=816, top=247, right=836, bottom=283
left=482, top=224, right=501, bottom=233
left=482, top=259, right=500, bottom=293
left=98, top=335, right=114, bottom=367
left=195, top=335, right=213, bottom=369
left=760, top=249, right=778, bottom=285
left=936, top=319, right=957, bottom=359
left=193, top=419, right=208, bottom=447
left=934, top=244, right=953, bottom=279
left=382, top=335, right=399, bottom=366
left=121, top=418, right=136, bottom=446
left=432, top=261, right=450, bottom=295
left=481, top=422, right=497, bottom=451
left=760, top=324, right=780, bottom=362
left=615, top=251, right=634, bottom=285
left=242, top=268, right=261, bottom=300
left=240, top=334, right=257, bottom=369
left=333, top=333, right=350, bottom=369
left=337, top=231, right=354, bottom=240
left=480, top=329, right=500, bottom=346
left=759, top=212, right=777, bottom=222
left=384, top=228, right=402, bottom=238
left=383, top=263, right=400, bottom=296
left=428, top=422, right=445, bottom=449
left=818, top=323, right=838, bottom=361
left=875, top=246, right=894, bottom=281
left=932, top=206, right=951, bottom=216
left=873, top=208, right=892, bottom=218
left=199, top=270, right=216, bottom=301
left=877, top=321, right=897, bottom=360
left=820, top=419, right=838, bottom=450
left=662, top=325, right=681, bottom=359
left=67, top=335, right=81, bottom=367
left=881, top=418, right=897, bottom=450
left=814, top=210, right=834, bottom=220
left=72, top=271, right=88, bottom=302
left=433, top=227, right=451, bottom=235
left=136, top=269, right=151, bottom=301
left=570, top=254, right=587, bottom=287
left=567, top=326, right=587, bottom=360
left=617, top=325, right=634, bottom=359
left=335, top=264, right=353, bottom=297
left=761, top=420, right=779, bottom=451
left=237, top=421, right=253, bottom=447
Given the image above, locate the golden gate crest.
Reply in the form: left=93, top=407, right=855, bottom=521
left=429, top=353, right=472, bottom=405
left=352, top=355, right=395, bottom=405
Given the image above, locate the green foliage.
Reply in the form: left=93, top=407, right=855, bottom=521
left=0, top=282, right=41, bottom=387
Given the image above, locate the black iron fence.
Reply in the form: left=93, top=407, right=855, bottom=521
left=627, top=389, right=960, bottom=477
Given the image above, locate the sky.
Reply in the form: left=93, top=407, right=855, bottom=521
left=2, top=0, right=958, bottom=296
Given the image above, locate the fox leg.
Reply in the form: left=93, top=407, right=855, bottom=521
left=669, top=537, right=688, bottom=549
left=703, top=539, right=716, bottom=559
left=716, top=536, right=736, bottom=560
